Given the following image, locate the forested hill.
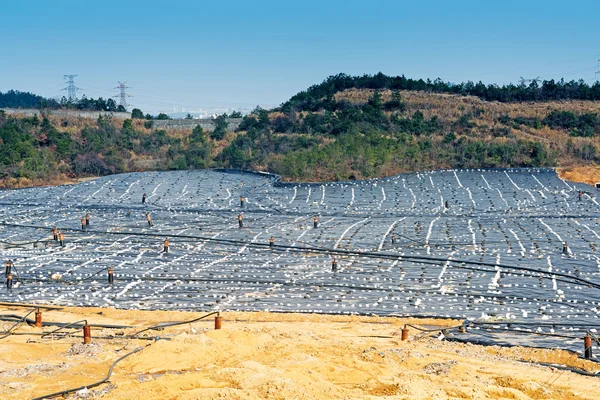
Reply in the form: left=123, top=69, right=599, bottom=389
left=0, top=90, right=126, bottom=112
left=0, top=90, right=58, bottom=109
left=1, top=73, right=600, bottom=187
left=226, top=85, right=600, bottom=181
left=281, top=73, right=600, bottom=110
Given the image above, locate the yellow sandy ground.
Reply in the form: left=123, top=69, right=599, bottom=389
left=557, top=166, right=600, bottom=187
left=1, top=305, right=600, bottom=400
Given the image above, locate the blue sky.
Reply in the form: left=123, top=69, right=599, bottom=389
left=1, top=0, right=598, bottom=113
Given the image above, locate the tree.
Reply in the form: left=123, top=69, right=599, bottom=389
left=122, top=119, right=134, bottom=131
left=106, top=99, right=118, bottom=112
left=131, top=108, right=145, bottom=119
left=230, top=111, right=242, bottom=118
left=210, top=114, right=228, bottom=140
left=185, top=113, right=193, bottom=119
left=190, top=125, right=206, bottom=143
left=156, top=113, right=170, bottom=120
left=185, top=125, right=212, bottom=168
left=367, top=91, right=383, bottom=108
left=73, top=153, right=112, bottom=176
left=383, top=90, right=406, bottom=111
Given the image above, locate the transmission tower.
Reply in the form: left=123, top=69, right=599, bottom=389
left=113, top=81, right=132, bottom=110
left=62, top=75, right=81, bottom=102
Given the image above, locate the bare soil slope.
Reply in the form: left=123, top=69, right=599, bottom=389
left=557, top=166, right=600, bottom=186
left=1, top=305, right=599, bottom=400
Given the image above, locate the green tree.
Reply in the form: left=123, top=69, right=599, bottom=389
left=131, top=108, right=144, bottom=119
left=210, top=114, right=228, bottom=140
left=190, top=125, right=206, bottom=143
left=122, top=119, right=133, bottom=131
left=383, top=90, right=406, bottom=111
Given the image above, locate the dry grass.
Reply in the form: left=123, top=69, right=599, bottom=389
left=334, top=88, right=600, bottom=165
left=335, top=88, right=600, bottom=122
left=0, top=174, right=75, bottom=189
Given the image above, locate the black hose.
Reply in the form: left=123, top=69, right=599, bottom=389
left=31, top=345, right=146, bottom=400
left=0, top=315, right=131, bottom=330
left=131, top=311, right=219, bottom=337
left=63, top=266, right=110, bottom=285
left=3, top=221, right=597, bottom=289
left=404, top=322, right=464, bottom=333
left=471, top=325, right=582, bottom=340
left=533, top=362, right=600, bottom=377
left=0, top=308, right=37, bottom=340
left=0, top=302, right=62, bottom=310
left=41, top=319, right=88, bottom=339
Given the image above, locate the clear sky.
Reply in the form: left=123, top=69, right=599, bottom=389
left=1, top=0, right=598, bottom=114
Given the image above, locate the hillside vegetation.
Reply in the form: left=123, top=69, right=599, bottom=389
left=0, top=89, right=130, bottom=112
left=1, top=73, right=600, bottom=186
left=229, top=87, right=600, bottom=181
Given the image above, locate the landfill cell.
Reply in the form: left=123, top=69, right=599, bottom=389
left=1, top=168, right=599, bottom=353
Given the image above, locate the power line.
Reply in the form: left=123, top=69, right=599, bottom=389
left=62, top=75, right=80, bottom=102
left=114, top=81, right=132, bottom=110
left=78, top=82, right=271, bottom=112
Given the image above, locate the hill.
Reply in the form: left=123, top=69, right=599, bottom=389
left=0, top=89, right=127, bottom=112
left=229, top=79, right=600, bottom=181
left=281, top=72, right=600, bottom=107
left=1, top=73, right=600, bottom=187
left=0, top=90, right=58, bottom=109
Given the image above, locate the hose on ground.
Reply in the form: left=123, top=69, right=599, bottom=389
left=31, top=345, right=147, bottom=400
left=0, top=308, right=37, bottom=340
left=41, top=319, right=88, bottom=339
left=130, top=311, right=220, bottom=337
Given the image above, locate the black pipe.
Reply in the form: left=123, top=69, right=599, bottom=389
left=31, top=346, right=146, bottom=400
left=2, top=221, right=600, bottom=289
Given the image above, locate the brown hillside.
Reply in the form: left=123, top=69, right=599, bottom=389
left=332, top=88, right=600, bottom=169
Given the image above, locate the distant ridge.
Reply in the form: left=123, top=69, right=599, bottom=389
left=280, top=73, right=600, bottom=112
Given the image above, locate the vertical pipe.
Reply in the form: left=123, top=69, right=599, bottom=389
left=215, top=315, right=222, bottom=330
left=585, top=333, right=593, bottom=359
left=108, top=268, right=114, bottom=284
left=83, top=324, right=91, bottom=344
left=401, top=327, right=409, bottom=341
left=35, top=309, right=42, bottom=328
